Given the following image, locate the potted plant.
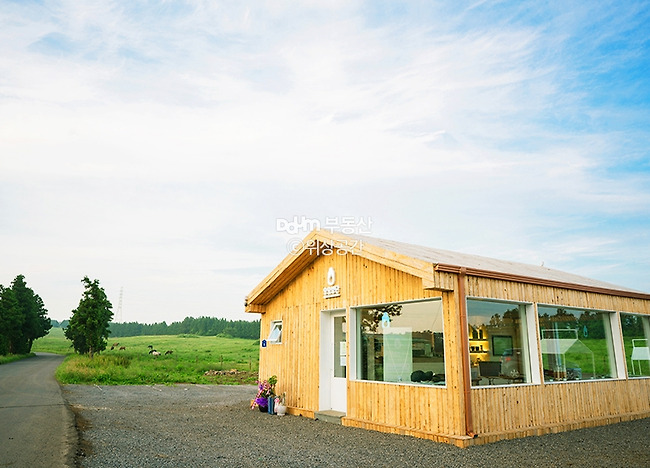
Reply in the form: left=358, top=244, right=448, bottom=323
left=274, top=392, right=287, bottom=416
left=250, top=375, right=277, bottom=412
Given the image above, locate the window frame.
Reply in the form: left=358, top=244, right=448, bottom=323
left=465, top=296, right=539, bottom=387
left=267, top=320, right=283, bottom=345
left=536, top=304, right=624, bottom=383
left=619, top=311, right=650, bottom=379
left=352, top=297, right=447, bottom=388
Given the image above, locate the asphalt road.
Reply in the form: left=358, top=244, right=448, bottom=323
left=0, top=353, right=76, bottom=468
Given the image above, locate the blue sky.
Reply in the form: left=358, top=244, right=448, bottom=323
left=1, top=1, right=649, bottom=323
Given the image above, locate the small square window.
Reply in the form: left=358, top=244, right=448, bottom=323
left=268, top=321, right=282, bottom=344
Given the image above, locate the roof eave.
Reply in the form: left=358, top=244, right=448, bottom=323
left=434, top=263, right=650, bottom=301
left=245, top=231, right=650, bottom=313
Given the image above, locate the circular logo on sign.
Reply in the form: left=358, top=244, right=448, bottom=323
left=327, top=267, right=336, bottom=286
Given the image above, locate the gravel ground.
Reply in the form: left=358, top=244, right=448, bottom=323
left=63, top=384, right=650, bottom=468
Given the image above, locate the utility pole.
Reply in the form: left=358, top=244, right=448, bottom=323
left=116, top=287, right=123, bottom=323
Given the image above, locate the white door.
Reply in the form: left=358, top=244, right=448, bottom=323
left=320, top=310, right=347, bottom=413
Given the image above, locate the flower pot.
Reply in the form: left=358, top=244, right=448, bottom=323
left=276, top=404, right=287, bottom=416
left=254, top=396, right=268, bottom=412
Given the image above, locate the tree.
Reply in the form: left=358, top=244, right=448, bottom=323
left=65, top=277, right=113, bottom=357
left=11, top=275, right=51, bottom=353
left=0, top=286, right=22, bottom=354
left=0, top=275, right=51, bottom=355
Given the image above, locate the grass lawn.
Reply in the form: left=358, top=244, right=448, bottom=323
left=31, top=327, right=260, bottom=385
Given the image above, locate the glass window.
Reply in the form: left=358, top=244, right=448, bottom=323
left=467, top=299, right=532, bottom=386
left=356, top=299, right=445, bottom=385
left=620, top=313, right=650, bottom=378
left=538, top=306, right=617, bottom=381
left=334, top=315, right=346, bottom=378
left=267, top=321, right=282, bottom=344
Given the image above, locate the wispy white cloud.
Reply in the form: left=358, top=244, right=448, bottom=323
left=1, top=1, right=649, bottom=321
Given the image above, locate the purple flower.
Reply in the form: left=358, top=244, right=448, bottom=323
left=250, top=375, right=278, bottom=409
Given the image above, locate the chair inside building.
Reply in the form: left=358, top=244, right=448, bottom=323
left=478, top=361, right=501, bottom=385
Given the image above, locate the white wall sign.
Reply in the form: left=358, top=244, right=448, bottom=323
left=323, top=267, right=341, bottom=298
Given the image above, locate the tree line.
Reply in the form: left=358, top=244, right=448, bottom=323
left=0, top=275, right=52, bottom=354
left=64, top=277, right=261, bottom=357
left=108, top=316, right=260, bottom=340
left=2, top=274, right=259, bottom=358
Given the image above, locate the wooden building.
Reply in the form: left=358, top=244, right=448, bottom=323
left=245, top=230, right=650, bottom=446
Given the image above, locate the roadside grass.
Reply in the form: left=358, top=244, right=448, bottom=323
left=0, top=353, right=35, bottom=365
left=33, top=328, right=260, bottom=385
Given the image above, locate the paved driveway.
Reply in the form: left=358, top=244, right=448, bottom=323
left=0, top=353, right=76, bottom=467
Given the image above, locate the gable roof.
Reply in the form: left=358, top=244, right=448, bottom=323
left=245, top=230, right=650, bottom=311
left=353, top=234, right=646, bottom=295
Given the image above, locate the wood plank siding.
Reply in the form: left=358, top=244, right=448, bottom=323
left=249, top=231, right=650, bottom=447
left=463, top=275, right=650, bottom=444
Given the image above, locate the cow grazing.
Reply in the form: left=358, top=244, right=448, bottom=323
left=164, top=350, right=173, bottom=355
left=119, top=346, right=126, bottom=351
left=151, top=351, right=161, bottom=357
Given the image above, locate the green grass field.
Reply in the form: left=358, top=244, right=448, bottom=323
left=31, top=327, right=260, bottom=385
left=31, top=327, right=73, bottom=354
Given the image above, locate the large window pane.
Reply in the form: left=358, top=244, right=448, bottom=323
left=357, top=300, right=445, bottom=385
left=467, top=299, right=531, bottom=386
left=620, top=313, right=650, bottom=378
left=538, top=306, right=617, bottom=381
